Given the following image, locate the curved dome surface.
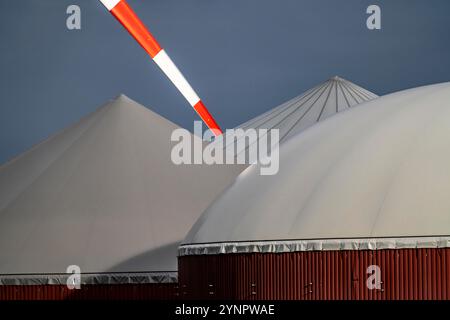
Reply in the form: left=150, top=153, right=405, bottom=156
left=182, top=82, right=450, bottom=253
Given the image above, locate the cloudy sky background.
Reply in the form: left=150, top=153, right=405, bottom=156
left=1, top=0, right=450, bottom=163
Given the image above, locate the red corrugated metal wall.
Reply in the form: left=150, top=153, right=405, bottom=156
left=0, top=283, right=180, bottom=300
left=178, top=248, right=450, bottom=300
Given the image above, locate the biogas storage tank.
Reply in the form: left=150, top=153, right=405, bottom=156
left=179, top=82, right=450, bottom=300
left=0, top=95, right=242, bottom=300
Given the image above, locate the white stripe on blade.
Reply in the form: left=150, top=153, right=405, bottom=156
left=99, top=0, right=121, bottom=11
left=153, top=50, right=200, bottom=106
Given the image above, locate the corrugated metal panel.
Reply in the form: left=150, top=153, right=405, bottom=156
left=0, top=284, right=179, bottom=300
left=178, top=248, right=450, bottom=300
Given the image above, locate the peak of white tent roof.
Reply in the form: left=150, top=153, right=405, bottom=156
left=112, top=93, right=137, bottom=104
left=117, top=93, right=129, bottom=99
left=183, top=82, right=450, bottom=246
left=108, top=93, right=146, bottom=107
left=115, top=93, right=129, bottom=99
left=98, top=93, right=184, bottom=132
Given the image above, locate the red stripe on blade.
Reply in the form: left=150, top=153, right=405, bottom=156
left=193, top=101, right=223, bottom=136
left=110, top=0, right=162, bottom=58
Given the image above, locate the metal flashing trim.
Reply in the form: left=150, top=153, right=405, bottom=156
left=178, top=236, right=450, bottom=256
left=0, top=272, right=178, bottom=286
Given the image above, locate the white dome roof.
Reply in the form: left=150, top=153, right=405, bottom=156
left=182, top=82, right=450, bottom=253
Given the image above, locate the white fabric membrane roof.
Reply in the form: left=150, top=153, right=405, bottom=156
left=0, top=95, right=242, bottom=284
left=214, top=76, right=377, bottom=160
left=181, top=82, right=450, bottom=255
left=238, top=76, right=377, bottom=142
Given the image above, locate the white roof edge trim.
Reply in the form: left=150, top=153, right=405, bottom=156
left=0, top=272, right=178, bottom=286
left=178, top=236, right=450, bottom=256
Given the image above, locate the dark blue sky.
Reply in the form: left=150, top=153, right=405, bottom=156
left=1, top=0, right=450, bottom=164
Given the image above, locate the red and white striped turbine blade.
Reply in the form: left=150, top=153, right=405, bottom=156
left=99, top=0, right=223, bottom=136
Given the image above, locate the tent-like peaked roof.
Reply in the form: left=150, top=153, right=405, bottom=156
left=238, top=76, right=378, bottom=143
left=0, top=95, right=241, bottom=284
left=212, top=77, right=378, bottom=161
